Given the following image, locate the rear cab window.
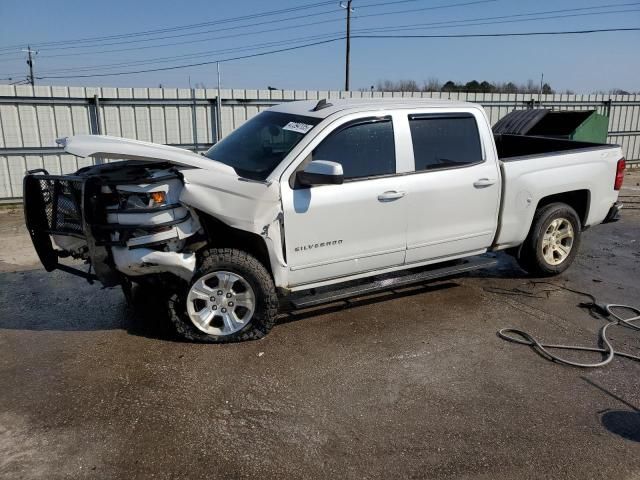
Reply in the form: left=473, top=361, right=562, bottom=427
left=407, top=113, right=483, bottom=171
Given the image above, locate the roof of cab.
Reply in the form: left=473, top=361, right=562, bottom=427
left=268, top=98, right=477, bottom=118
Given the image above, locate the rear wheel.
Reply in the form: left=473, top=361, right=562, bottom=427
left=517, top=202, right=581, bottom=276
left=168, top=248, right=278, bottom=343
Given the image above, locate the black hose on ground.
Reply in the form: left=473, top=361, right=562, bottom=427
left=490, top=282, right=640, bottom=368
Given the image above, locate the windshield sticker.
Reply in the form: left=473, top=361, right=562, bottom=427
left=282, top=122, right=314, bottom=134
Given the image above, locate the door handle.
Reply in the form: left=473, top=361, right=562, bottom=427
left=473, top=178, right=497, bottom=188
left=378, top=190, right=406, bottom=202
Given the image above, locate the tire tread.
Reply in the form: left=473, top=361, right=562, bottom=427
left=517, top=202, right=581, bottom=276
left=168, top=248, right=278, bottom=343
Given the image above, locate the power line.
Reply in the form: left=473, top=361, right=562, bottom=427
left=2, top=3, right=637, bottom=77
left=0, top=1, right=338, bottom=52
left=354, top=0, right=498, bottom=19
left=33, top=28, right=640, bottom=80
left=356, top=27, right=640, bottom=38
left=0, top=16, right=344, bottom=60
left=360, top=0, right=427, bottom=7
left=36, top=38, right=347, bottom=79
left=0, top=0, right=434, bottom=54
left=353, top=6, right=640, bottom=33
left=9, top=3, right=639, bottom=77
left=0, top=0, right=494, bottom=57
left=10, top=33, right=344, bottom=76
left=6, top=10, right=344, bottom=54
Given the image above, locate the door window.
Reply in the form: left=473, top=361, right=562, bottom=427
left=312, top=117, right=395, bottom=180
left=408, top=114, right=482, bottom=171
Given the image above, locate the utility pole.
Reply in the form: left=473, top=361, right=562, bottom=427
left=23, top=46, right=37, bottom=86
left=539, top=72, right=544, bottom=105
left=340, top=0, right=354, bottom=91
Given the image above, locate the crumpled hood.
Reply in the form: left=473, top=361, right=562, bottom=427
left=179, top=168, right=281, bottom=234
left=58, top=134, right=233, bottom=173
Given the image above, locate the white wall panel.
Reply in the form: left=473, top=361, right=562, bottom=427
left=7, top=155, right=26, bottom=197
left=0, top=156, right=11, bottom=198
left=1, top=105, right=22, bottom=147
left=117, top=88, right=136, bottom=139
left=1, top=85, right=639, bottom=200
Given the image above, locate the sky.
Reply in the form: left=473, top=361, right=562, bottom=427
left=0, top=0, right=639, bottom=93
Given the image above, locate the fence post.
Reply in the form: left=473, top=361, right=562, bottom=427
left=191, top=88, right=198, bottom=151
left=89, top=94, right=104, bottom=164
left=89, top=94, right=102, bottom=135
left=215, top=95, right=222, bottom=142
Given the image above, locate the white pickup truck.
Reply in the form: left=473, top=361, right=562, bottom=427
left=24, top=99, right=626, bottom=342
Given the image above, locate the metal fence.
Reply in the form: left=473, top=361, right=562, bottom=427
left=1, top=84, right=639, bottom=201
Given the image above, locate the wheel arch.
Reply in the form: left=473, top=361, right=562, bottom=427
left=508, top=190, right=589, bottom=258
left=195, top=210, right=273, bottom=275
left=515, top=200, right=583, bottom=276
left=535, top=189, right=590, bottom=229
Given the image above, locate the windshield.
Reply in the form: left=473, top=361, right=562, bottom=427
left=204, top=111, right=321, bottom=180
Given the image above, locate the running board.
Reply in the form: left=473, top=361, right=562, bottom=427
left=288, top=256, right=497, bottom=309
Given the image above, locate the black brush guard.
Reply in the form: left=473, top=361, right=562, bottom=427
left=23, top=171, right=99, bottom=281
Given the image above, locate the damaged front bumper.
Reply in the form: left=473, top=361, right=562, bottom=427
left=23, top=164, right=200, bottom=287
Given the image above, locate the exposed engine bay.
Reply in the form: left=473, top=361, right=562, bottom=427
left=24, top=161, right=204, bottom=287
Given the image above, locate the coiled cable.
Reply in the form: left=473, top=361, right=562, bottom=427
left=491, top=282, right=640, bottom=368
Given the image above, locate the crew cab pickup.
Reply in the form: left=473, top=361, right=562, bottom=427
left=23, top=99, right=626, bottom=342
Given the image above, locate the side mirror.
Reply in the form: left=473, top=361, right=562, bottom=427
left=297, top=160, right=344, bottom=186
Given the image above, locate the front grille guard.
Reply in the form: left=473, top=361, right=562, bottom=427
left=23, top=172, right=89, bottom=272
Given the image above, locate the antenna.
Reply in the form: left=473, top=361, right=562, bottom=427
left=312, top=99, right=333, bottom=111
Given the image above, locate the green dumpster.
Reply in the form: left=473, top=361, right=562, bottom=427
left=493, top=109, right=609, bottom=144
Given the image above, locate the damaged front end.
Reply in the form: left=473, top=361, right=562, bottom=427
left=23, top=161, right=202, bottom=287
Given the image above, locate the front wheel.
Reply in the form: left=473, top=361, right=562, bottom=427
left=517, top=202, right=582, bottom=276
left=168, top=248, right=278, bottom=343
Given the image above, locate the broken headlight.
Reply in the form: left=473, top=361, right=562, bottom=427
left=120, top=191, right=168, bottom=210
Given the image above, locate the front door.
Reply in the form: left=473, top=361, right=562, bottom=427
left=281, top=115, right=408, bottom=287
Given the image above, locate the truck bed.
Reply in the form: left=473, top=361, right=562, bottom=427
left=494, top=134, right=613, bottom=161
left=494, top=134, right=623, bottom=250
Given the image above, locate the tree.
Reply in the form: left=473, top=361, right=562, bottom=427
left=464, top=80, right=481, bottom=92
left=610, top=88, right=630, bottom=95
left=441, top=80, right=458, bottom=92
left=479, top=81, right=495, bottom=92
left=541, top=83, right=554, bottom=94
left=397, top=79, right=419, bottom=92
left=503, top=82, right=518, bottom=93
left=376, top=79, right=395, bottom=92
left=373, top=78, right=557, bottom=94
left=422, top=78, right=442, bottom=92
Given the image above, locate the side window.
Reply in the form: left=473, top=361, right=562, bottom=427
left=408, top=114, right=482, bottom=171
left=312, top=117, right=395, bottom=180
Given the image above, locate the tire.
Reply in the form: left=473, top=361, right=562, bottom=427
left=168, top=248, right=278, bottom=343
left=517, top=202, right=582, bottom=276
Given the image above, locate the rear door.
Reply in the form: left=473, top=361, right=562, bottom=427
left=280, top=114, right=409, bottom=287
left=401, top=110, right=501, bottom=263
